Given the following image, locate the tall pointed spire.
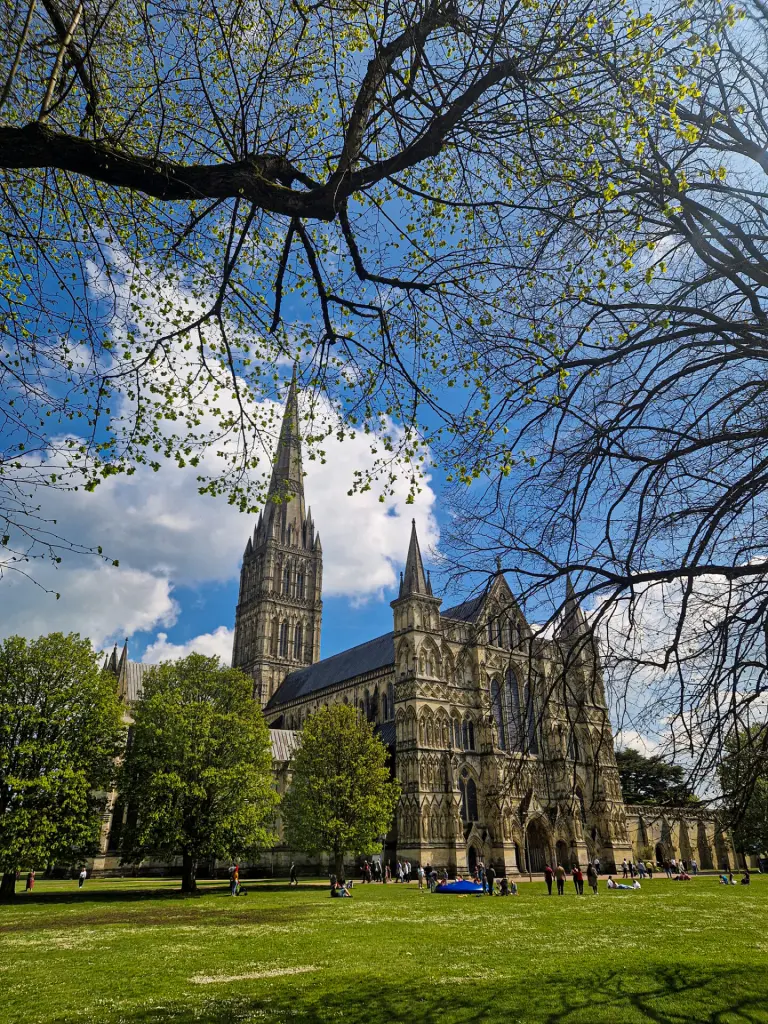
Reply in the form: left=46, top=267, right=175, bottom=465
left=400, top=519, right=431, bottom=596
left=262, top=367, right=306, bottom=538
left=558, top=576, right=589, bottom=640
left=268, top=366, right=303, bottom=501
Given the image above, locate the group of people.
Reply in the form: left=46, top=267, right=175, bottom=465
left=719, top=870, right=751, bottom=886
left=544, top=861, right=600, bottom=895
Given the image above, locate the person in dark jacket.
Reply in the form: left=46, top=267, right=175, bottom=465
left=544, top=864, right=554, bottom=895
left=572, top=865, right=584, bottom=895
left=486, top=865, right=496, bottom=895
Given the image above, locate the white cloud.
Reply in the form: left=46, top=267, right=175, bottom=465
left=142, top=626, right=235, bottom=664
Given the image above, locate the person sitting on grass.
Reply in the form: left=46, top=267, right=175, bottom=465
left=718, top=874, right=737, bottom=885
left=499, top=877, right=509, bottom=896
left=331, top=881, right=352, bottom=898
left=509, top=880, right=519, bottom=896
left=741, top=870, right=751, bottom=885
left=607, top=876, right=637, bottom=891
left=673, top=871, right=692, bottom=881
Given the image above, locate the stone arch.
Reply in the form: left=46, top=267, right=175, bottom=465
left=525, top=816, right=551, bottom=873
left=697, top=820, right=714, bottom=870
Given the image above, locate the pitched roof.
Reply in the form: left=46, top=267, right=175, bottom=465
left=270, top=728, right=301, bottom=763
left=441, top=594, right=484, bottom=622
left=267, top=632, right=395, bottom=707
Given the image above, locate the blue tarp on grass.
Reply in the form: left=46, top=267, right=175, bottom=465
left=435, top=880, right=484, bottom=895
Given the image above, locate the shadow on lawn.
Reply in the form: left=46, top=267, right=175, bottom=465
left=90, top=965, right=768, bottom=1024
left=7, top=881, right=317, bottom=906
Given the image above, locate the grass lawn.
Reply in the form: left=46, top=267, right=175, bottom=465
left=1, top=874, right=766, bottom=1024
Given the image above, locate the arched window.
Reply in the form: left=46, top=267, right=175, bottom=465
left=496, top=620, right=504, bottom=647
left=296, top=570, right=305, bottom=599
left=567, top=728, right=579, bottom=762
left=271, top=617, right=279, bottom=656
left=459, top=775, right=467, bottom=820
left=490, top=679, right=506, bottom=750
left=382, top=693, right=388, bottom=722
left=286, top=524, right=293, bottom=546
left=468, top=720, right=475, bottom=750
left=462, top=719, right=469, bottom=750
left=453, top=718, right=461, bottom=748
left=278, top=621, right=289, bottom=657
left=282, top=564, right=291, bottom=595
left=506, top=670, right=522, bottom=751
left=387, top=682, right=394, bottom=718
left=576, top=788, right=587, bottom=824
left=487, top=621, right=494, bottom=645
left=293, top=622, right=303, bottom=659
left=524, top=682, right=539, bottom=754
left=467, top=778, right=478, bottom=821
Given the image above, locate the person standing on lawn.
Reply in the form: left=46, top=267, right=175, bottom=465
left=78, top=867, right=87, bottom=888
left=25, top=869, right=35, bottom=892
left=544, top=864, right=554, bottom=895
left=587, top=862, right=598, bottom=894
left=487, top=864, right=496, bottom=895
left=572, top=865, right=584, bottom=895
left=289, top=862, right=298, bottom=887
left=555, top=863, right=566, bottom=895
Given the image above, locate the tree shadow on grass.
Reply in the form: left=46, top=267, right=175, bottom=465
left=3, top=880, right=328, bottom=907
left=77, top=965, right=768, bottom=1024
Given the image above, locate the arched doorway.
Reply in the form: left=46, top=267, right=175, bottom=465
left=697, top=821, right=713, bottom=870
left=555, top=839, right=569, bottom=870
left=525, top=819, right=548, bottom=873
left=467, top=844, right=479, bottom=875
left=655, top=843, right=665, bottom=866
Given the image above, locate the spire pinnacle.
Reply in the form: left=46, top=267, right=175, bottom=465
left=558, top=576, right=589, bottom=640
left=401, top=519, right=430, bottom=596
left=262, top=369, right=306, bottom=537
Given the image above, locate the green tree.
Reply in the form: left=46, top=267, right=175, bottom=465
left=615, top=748, right=696, bottom=806
left=282, top=704, right=399, bottom=878
left=719, top=727, right=768, bottom=858
left=118, top=655, right=277, bottom=894
left=0, top=632, right=124, bottom=900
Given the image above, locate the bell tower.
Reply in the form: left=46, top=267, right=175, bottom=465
left=232, top=371, right=323, bottom=705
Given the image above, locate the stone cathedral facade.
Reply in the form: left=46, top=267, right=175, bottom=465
left=92, top=376, right=736, bottom=877
left=227, top=377, right=734, bottom=877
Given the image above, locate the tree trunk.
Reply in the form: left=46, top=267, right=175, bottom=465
left=334, top=850, right=344, bottom=882
left=181, top=853, right=198, bottom=894
left=0, top=872, right=17, bottom=901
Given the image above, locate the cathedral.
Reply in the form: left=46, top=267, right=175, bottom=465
left=93, top=375, right=737, bottom=878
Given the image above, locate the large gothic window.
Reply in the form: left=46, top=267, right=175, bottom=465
left=452, top=718, right=461, bottom=748
left=461, top=718, right=475, bottom=751
left=282, top=564, right=291, bottom=596
left=490, top=679, right=506, bottom=750
left=278, top=621, right=289, bottom=657
left=505, top=670, right=522, bottom=751
left=524, top=682, right=539, bottom=754
left=293, top=622, right=303, bottom=659
left=459, top=770, right=478, bottom=822
left=296, top=570, right=305, bottom=599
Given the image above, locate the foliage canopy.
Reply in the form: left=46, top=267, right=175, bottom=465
left=0, top=631, right=124, bottom=899
left=281, top=703, right=399, bottom=877
left=118, top=654, right=277, bottom=893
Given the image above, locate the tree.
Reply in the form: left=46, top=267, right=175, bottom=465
left=0, top=632, right=124, bottom=900
left=438, top=0, right=768, bottom=795
left=719, top=727, right=768, bottom=857
left=0, top=0, right=725, bottom=568
left=118, top=654, right=277, bottom=894
left=281, top=704, right=399, bottom=878
left=615, top=748, right=695, bottom=807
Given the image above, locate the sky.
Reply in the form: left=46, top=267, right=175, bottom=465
left=0, top=381, right=445, bottom=665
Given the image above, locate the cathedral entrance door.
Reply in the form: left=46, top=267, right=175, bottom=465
left=525, top=820, right=548, bottom=874
left=467, top=845, right=478, bottom=876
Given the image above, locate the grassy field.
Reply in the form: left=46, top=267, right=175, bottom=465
left=1, top=874, right=766, bottom=1024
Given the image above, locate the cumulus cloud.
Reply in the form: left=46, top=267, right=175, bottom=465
left=142, top=626, right=235, bottom=664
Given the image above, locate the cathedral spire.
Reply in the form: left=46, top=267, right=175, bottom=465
left=261, top=368, right=306, bottom=538
left=267, top=366, right=303, bottom=503
left=558, top=576, right=589, bottom=640
left=400, top=519, right=431, bottom=596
